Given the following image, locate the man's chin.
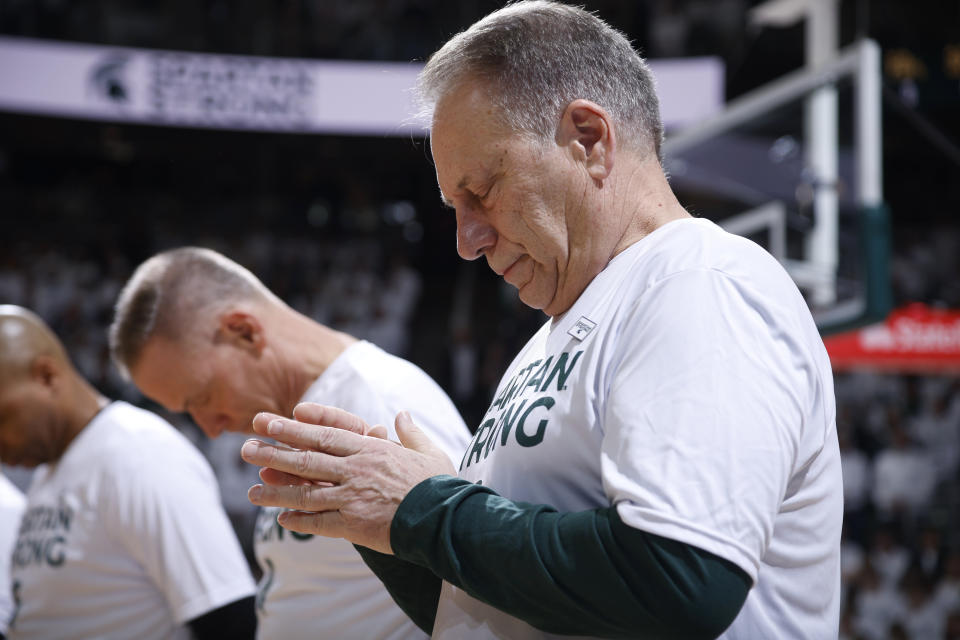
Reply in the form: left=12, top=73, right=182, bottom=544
left=518, top=295, right=551, bottom=315
left=518, top=283, right=561, bottom=316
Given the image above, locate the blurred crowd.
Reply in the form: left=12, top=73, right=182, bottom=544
left=0, top=0, right=748, bottom=66
left=0, top=233, right=421, bottom=403
left=836, top=372, right=960, bottom=640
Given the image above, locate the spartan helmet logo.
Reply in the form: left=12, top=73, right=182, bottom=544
left=88, top=54, right=131, bottom=104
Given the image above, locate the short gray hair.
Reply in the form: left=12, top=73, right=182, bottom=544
left=417, top=0, right=663, bottom=158
left=109, top=247, right=276, bottom=378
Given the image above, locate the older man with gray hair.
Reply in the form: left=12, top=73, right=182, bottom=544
left=111, top=247, right=471, bottom=640
left=241, top=2, right=843, bottom=639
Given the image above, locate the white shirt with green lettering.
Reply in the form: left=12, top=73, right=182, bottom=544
left=0, top=472, right=26, bottom=636
left=253, top=340, right=471, bottom=640
left=8, top=402, right=256, bottom=640
left=434, top=218, right=842, bottom=640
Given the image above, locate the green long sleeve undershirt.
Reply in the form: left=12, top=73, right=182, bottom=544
left=356, top=475, right=751, bottom=639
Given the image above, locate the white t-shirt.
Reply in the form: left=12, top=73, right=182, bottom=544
left=0, top=472, right=26, bottom=636
left=254, top=340, right=471, bottom=640
left=8, top=402, right=256, bottom=640
left=433, top=218, right=843, bottom=640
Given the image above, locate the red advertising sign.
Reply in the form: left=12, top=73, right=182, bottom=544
left=824, top=304, right=960, bottom=372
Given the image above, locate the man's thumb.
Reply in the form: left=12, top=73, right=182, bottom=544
left=395, top=411, right=436, bottom=453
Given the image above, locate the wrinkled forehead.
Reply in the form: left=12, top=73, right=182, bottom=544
left=430, top=78, right=515, bottom=142
left=429, top=93, right=489, bottom=193
left=128, top=336, right=198, bottom=411
left=430, top=85, right=536, bottom=172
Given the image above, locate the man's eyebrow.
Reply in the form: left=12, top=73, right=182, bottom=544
left=440, top=171, right=497, bottom=209
left=438, top=174, right=472, bottom=209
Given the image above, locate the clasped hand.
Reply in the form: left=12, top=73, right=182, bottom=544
left=241, top=403, right=455, bottom=554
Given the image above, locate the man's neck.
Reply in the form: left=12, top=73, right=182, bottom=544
left=57, top=376, right=110, bottom=459
left=609, top=157, right=691, bottom=257
left=273, top=310, right=357, bottom=416
left=546, top=158, right=690, bottom=318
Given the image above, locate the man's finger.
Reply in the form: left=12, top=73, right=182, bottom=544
left=252, top=411, right=284, bottom=434
left=395, top=411, right=443, bottom=455
left=368, top=424, right=390, bottom=440
left=395, top=411, right=457, bottom=473
left=258, top=467, right=335, bottom=488
left=276, top=511, right=392, bottom=555
left=259, top=467, right=313, bottom=487
left=250, top=416, right=366, bottom=456
left=247, top=481, right=343, bottom=512
left=276, top=509, right=348, bottom=539
left=241, top=439, right=346, bottom=482
left=292, top=403, right=372, bottom=436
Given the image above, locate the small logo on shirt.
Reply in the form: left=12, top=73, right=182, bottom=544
left=567, top=316, right=597, bottom=341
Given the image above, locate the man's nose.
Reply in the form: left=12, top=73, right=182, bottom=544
left=456, top=208, right=496, bottom=260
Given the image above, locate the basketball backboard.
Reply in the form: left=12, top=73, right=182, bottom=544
left=663, top=39, right=890, bottom=334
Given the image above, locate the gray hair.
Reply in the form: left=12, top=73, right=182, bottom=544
left=417, top=0, right=663, bottom=159
left=109, top=247, right=276, bottom=378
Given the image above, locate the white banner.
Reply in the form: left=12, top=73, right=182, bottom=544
left=0, top=36, right=723, bottom=135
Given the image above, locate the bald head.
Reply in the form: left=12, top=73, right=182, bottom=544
left=0, top=305, right=70, bottom=386
left=0, top=306, right=101, bottom=467
left=110, top=247, right=281, bottom=379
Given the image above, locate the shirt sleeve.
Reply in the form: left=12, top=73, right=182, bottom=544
left=601, top=267, right=807, bottom=581
left=391, top=475, right=750, bottom=638
left=353, top=545, right=442, bottom=635
left=106, top=444, right=257, bottom=624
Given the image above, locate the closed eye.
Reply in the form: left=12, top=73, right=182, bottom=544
left=477, top=174, right=501, bottom=204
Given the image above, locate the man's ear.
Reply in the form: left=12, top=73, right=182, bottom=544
left=557, top=99, right=616, bottom=182
left=217, top=311, right=266, bottom=355
left=30, top=355, right=60, bottom=391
